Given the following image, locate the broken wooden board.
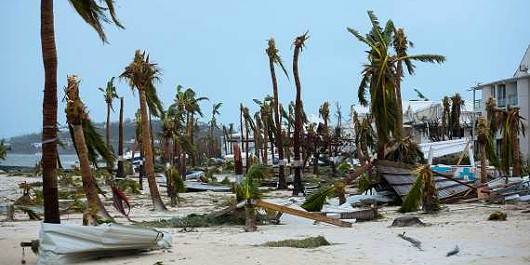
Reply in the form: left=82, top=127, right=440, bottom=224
left=316, top=207, right=378, bottom=221
left=255, top=200, right=352, bottom=228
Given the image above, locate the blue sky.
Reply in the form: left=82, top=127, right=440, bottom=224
left=1, top=0, right=529, bottom=138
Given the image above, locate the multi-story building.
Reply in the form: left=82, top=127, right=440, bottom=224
left=472, top=45, right=530, bottom=159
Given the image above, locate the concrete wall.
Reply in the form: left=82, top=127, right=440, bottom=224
left=517, top=78, right=530, bottom=159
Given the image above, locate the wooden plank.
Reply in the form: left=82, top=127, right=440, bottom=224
left=255, top=200, right=352, bottom=228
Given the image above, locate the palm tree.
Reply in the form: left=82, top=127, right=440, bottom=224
left=266, top=38, right=289, bottom=189
left=176, top=86, right=208, bottom=166
left=476, top=117, right=496, bottom=183
left=0, top=139, right=8, bottom=160
left=353, top=112, right=376, bottom=164
left=40, top=0, right=123, bottom=224
left=65, top=75, right=112, bottom=220
left=209, top=103, right=222, bottom=158
left=319, top=101, right=331, bottom=158
left=393, top=28, right=445, bottom=138
left=449, top=93, right=464, bottom=139
left=497, top=107, right=526, bottom=178
left=292, top=32, right=308, bottom=196
left=349, top=11, right=444, bottom=157
left=441, top=96, right=450, bottom=140
left=241, top=106, right=256, bottom=171
left=236, top=164, right=265, bottom=232
left=98, top=77, right=119, bottom=151
left=120, top=50, right=166, bottom=211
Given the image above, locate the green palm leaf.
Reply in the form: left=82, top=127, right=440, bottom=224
left=301, top=185, right=335, bottom=212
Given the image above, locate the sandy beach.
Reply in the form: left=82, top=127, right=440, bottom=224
left=1, top=173, right=530, bottom=265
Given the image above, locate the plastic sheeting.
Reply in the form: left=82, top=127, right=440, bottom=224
left=38, top=223, right=172, bottom=264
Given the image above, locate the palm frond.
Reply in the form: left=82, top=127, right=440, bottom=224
left=68, top=0, right=124, bottom=43
left=398, top=172, right=423, bottom=213
left=398, top=54, right=445, bottom=64
left=301, top=186, right=335, bottom=212
left=111, top=185, right=131, bottom=218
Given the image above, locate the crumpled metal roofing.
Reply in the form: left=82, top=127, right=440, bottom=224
left=376, top=161, right=473, bottom=200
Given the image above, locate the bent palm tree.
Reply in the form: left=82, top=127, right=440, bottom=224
left=40, top=0, right=123, bottom=223
left=65, top=75, right=112, bottom=220
left=120, top=50, right=166, bottom=211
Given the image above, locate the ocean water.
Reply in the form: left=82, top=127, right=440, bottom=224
left=0, top=153, right=79, bottom=168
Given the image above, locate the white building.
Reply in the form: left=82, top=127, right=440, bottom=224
left=472, top=44, right=530, bottom=159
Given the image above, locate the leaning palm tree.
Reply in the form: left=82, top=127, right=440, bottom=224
left=65, top=75, right=112, bottom=221
left=120, top=50, right=166, bottom=211
left=292, top=32, right=309, bottom=196
left=40, top=0, right=123, bottom=224
left=392, top=27, right=445, bottom=138
left=266, top=38, right=289, bottom=189
left=98, top=77, right=119, bottom=151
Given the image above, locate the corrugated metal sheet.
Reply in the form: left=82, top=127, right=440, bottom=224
left=376, top=161, right=473, bottom=200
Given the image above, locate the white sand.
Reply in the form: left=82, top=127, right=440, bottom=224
left=1, top=174, right=530, bottom=265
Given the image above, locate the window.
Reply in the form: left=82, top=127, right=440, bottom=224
left=497, top=84, right=506, bottom=107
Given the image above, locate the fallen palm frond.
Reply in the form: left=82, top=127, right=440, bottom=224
left=446, top=245, right=459, bottom=257
left=301, top=185, right=335, bottom=212
left=488, top=211, right=507, bottom=221
left=111, top=185, right=131, bottom=219
left=397, top=232, right=422, bottom=250
left=398, top=165, right=440, bottom=213
left=261, top=236, right=330, bottom=249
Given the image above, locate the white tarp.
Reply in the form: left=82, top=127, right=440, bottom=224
left=38, top=223, right=172, bottom=264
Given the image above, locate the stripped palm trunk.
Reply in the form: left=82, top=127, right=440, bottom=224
left=292, top=33, right=308, bottom=196
left=116, top=97, right=125, bottom=178
left=41, top=0, right=60, bottom=224
left=262, top=109, right=269, bottom=165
